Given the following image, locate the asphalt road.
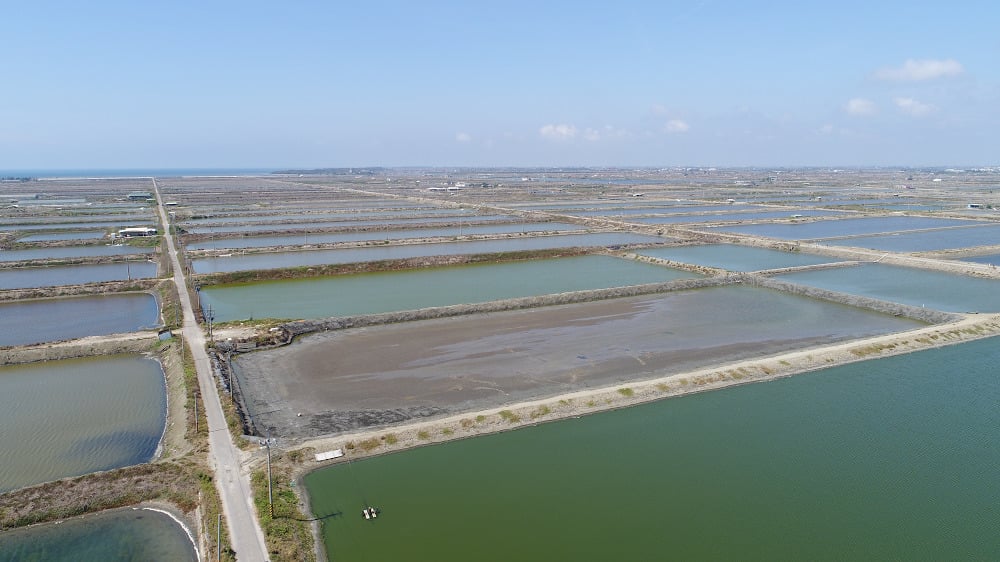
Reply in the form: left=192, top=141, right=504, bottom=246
left=152, top=179, right=270, bottom=561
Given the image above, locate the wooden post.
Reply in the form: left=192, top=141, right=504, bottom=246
left=217, top=513, right=221, bottom=562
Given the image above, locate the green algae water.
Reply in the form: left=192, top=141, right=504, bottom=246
left=0, top=507, right=197, bottom=561
left=201, top=254, right=697, bottom=322
left=305, top=337, right=1000, bottom=561
left=0, top=356, right=166, bottom=492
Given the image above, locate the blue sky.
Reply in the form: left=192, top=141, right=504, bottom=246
left=2, top=1, right=998, bottom=169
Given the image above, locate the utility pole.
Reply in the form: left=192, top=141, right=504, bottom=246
left=195, top=392, right=199, bottom=433
left=217, top=513, right=221, bottom=562
left=265, top=432, right=274, bottom=519
left=206, top=303, right=215, bottom=342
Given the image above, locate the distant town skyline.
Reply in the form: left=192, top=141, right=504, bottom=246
left=3, top=1, right=998, bottom=169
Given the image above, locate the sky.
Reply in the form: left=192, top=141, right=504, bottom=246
left=2, top=1, right=998, bottom=169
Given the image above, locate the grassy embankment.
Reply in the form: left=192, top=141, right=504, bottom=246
left=250, top=450, right=317, bottom=562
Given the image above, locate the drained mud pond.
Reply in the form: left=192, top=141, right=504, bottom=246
left=234, top=285, right=922, bottom=437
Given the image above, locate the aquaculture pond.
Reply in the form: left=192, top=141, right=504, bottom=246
left=513, top=201, right=697, bottom=211
left=182, top=215, right=512, bottom=234
left=0, top=213, right=152, bottom=226
left=821, top=223, right=1000, bottom=252
left=0, top=244, right=152, bottom=262
left=0, top=507, right=197, bottom=562
left=191, top=232, right=667, bottom=274
left=635, top=208, right=841, bottom=224
left=710, top=216, right=979, bottom=240
left=959, top=252, right=1000, bottom=266
left=0, top=221, right=155, bottom=232
left=16, top=230, right=108, bottom=242
left=776, top=263, right=1000, bottom=312
left=183, top=208, right=478, bottom=224
left=567, top=204, right=763, bottom=216
left=635, top=244, right=839, bottom=271
left=0, top=293, right=159, bottom=346
left=200, top=255, right=697, bottom=322
left=0, top=355, right=166, bottom=493
left=0, top=261, right=157, bottom=289
left=186, top=222, right=584, bottom=250
left=305, top=337, right=1000, bottom=561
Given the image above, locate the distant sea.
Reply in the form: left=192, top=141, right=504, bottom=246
left=0, top=168, right=276, bottom=179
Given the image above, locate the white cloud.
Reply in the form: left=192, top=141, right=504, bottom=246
left=455, top=132, right=471, bottom=143
left=845, top=98, right=877, bottom=116
left=819, top=124, right=835, bottom=135
left=651, top=104, right=669, bottom=116
left=539, top=124, right=577, bottom=140
left=583, top=128, right=601, bottom=141
left=894, top=97, right=935, bottom=116
left=875, top=59, right=964, bottom=81
left=665, top=119, right=690, bottom=133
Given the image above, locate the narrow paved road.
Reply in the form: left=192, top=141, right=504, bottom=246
left=152, top=179, right=269, bottom=561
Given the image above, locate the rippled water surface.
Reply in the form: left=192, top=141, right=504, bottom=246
left=0, top=507, right=196, bottom=561
left=0, top=262, right=157, bottom=289
left=0, top=355, right=166, bottom=492
left=0, top=293, right=159, bottom=345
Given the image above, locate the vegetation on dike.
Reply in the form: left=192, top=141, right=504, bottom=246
left=250, top=456, right=316, bottom=562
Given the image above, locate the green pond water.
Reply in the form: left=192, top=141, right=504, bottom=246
left=0, top=507, right=197, bottom=561
left=0, top=355, right=166, bottom=493
left=305, top=337, right=1000, bottom=561
left=201, top=255, right=696, bottom=322
left=636, top=244, right=838, bottom=271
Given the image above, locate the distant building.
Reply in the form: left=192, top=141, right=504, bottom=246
left=117, top=227, right=157, bottom=237
left=127, top=191, right=152, bottom=201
